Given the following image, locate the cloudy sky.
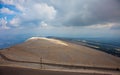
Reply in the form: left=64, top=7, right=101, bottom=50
left=0, top=0, right=120, bottom=38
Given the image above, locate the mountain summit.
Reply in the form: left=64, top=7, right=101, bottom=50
left=0, top=37, right=120, bottom=75
left=26, top=37, right=68, bottom=46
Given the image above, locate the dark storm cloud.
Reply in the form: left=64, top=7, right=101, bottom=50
left=50, top=0, right=120, bottom=26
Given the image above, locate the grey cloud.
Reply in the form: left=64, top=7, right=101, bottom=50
left=48, top=0, right=120, bottom=26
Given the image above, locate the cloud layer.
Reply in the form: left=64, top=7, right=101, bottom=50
left=0, top=0, right=120, bottom=37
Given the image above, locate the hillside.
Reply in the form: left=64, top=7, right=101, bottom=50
left=0, top=37, right=120, bottom=75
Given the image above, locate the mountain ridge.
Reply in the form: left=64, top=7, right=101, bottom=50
left=0, top=37, right=120, bottom=75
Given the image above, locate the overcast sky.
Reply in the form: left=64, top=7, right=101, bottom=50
left=0, top=0, right=120, bottom=38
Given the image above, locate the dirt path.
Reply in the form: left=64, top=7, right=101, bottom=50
left=0, top=52, right=119, bottom=72
left=0, top=66, right=111, bottom=75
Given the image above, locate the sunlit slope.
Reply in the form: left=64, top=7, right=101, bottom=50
left=1, top=37, right=120, bottom=68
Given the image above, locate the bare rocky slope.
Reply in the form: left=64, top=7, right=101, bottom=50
left=0, top=37, right=120, bottom=75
